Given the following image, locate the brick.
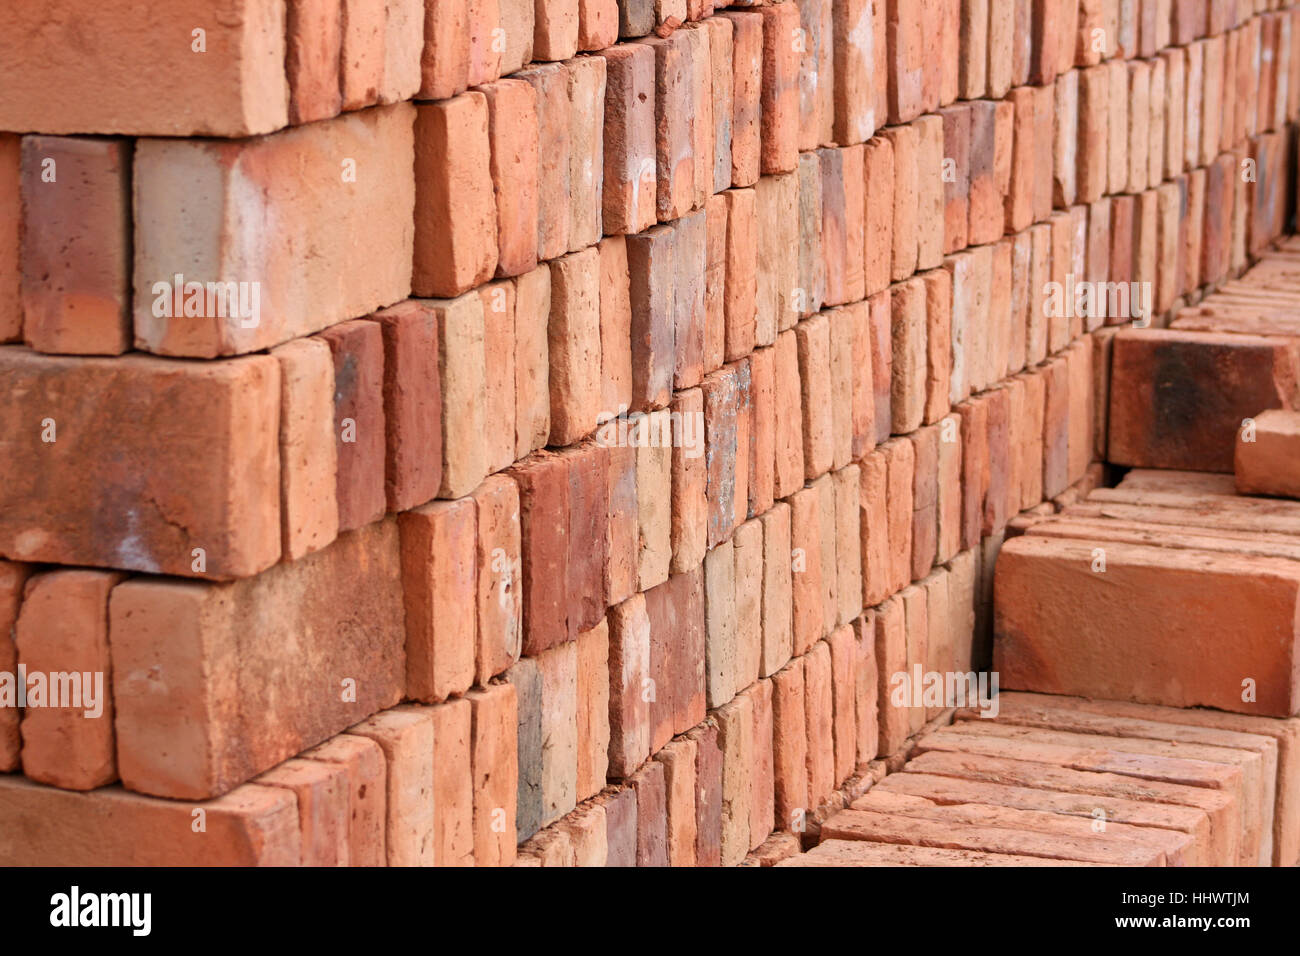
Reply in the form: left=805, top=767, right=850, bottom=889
left=109, top=522, right=403, bottom=800
left=640, top=32, right=695, bottom=221
left=580, top=0, right=619, bottom=48
left=771, top=659, right=808, bottom=831
left=940, top=106, right=971, bottom=255
left=956, top=397, right=986, bottom=552
left=804, top=640, right=835, bottom=807
left=0, top=777, right=302, bottom=866
left=285, top=0, right=342, bottom=125
left=345, top=709, right=435, bottom=866
left=318, top=321, right=387, bottom=535
left=673, top=209, right=708, bottom=389
left=0, top=137, right=16, bottom=343
left=707, top=17, right=738, bottom=195
left=958, top=0, right=989, bottom=99
left=511, top=452, right=569, bottom=655
left=968, top=101, right=1003, bottom=245
left=367, top=304, right=444, bottom=516
left=759, top=4, right=800, bottom=174
left=813, top=475, right=839, bottom=638
left=0, top=350, right=280, bottom=579
left=426, top=294, right=488, bottom=499
left=412, top=96, right=498, bottom=299
left=0, top=0, right=288, bottom=136
left=398, top=499, right=477, bottom=704
left=535, top=0, right=579, bottom=60
left=719, top=12, right=762, bottom=188
left=606, top=443, right=640, bottom=606
left=863, top=137, right=894, bottom=297
left=135, top=105, right=412, bottom=357
left=723, top=189, right=758, bottom=362
left=480, top=80, right=540, bottom=279
left=566, top=444, right=610, bottom=639
left=19, top=137, right=130, bottom=355
left=269, top=339, right=340, bottom=561
left=914, top=115, right=945, bottom=273
left=655, top=737, right=699, bottom=866
left=859, top=449, right=889, bottom=607
left=996, top=534, right=1300, bottom=718
left=608, top=594, right=651, bottom=778
left=748, top=346, right=777, bottom=518
left=760, top=502, right=795, bottom=678
left=626, top=226, right=676, bottom=411
left=631, top=758, right=669, bottom=866
left=746, top=680, right=776, bottom=850
left=341, top=0, right=389, bottom=108
left=827, top=626, right=858, bottom=786
left=15, top=570, right=122, bottom=791
left=790, top=487, right=826, bottom=656
left=705, top=539, right=739, bottom=710
left=1108, top=328, right=1300, bottom=472
left=798, top=155, right=826, bottom=320
left=833, top=0, right=879, bottom=144
left=257, top=757, right=349, bottom=866
left=548, top=248, right=602, bottom=446
left=1005, top=88, right=1036, bottom=235
left=568, top=55, right=607, bottom=251
left=602, top=44, right=657, bottom=236
left=514, top=265, right=552, bottom=459
left=755, top=172, right=799, bottom=340
left=625, top=415, right=670, bottom=596
left=509, top=68, right=568, bottom=264
left=468, top=477, right=522, bottom=683
left=300, top=733, right=387, bottom=868
left=733, top=518, right=764, bottom=690
left=853, top=613, right=879, bottom=764
left=716, top=693, right=753, bottom=865
left=884, top=124, right=919, bottom=283
left=0, top=562, right=28, bottom=772
left=1236, top=410, right=1300, bottom=499
left=891, top=276, right=928, bottom=435
left=874, top=596, right=909, bottom=756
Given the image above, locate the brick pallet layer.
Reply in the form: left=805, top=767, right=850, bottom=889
left=2, top=0, right=1300, bottom=866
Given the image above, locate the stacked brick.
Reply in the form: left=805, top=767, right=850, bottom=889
left=790, top=691, right=1300, bottom=867
left=1, top=0, right=1298, bottom=866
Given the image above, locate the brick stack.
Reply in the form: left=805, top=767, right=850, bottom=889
left=1, top=0, right=1299, bottom=867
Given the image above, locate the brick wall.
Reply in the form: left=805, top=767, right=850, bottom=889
left=0, top=0, right=1296, bottom=866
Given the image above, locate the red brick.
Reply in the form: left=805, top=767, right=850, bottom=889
left=0, top=0, right=289, bottom=136
left=803, top=639, right=835, bottom=807
left=641, top=31, right=696, bottom=221
left=996, top=534, right=1300, bottom=717
left=717, top=692, right=754, bottom=864
left=0, top=349, right=280, bottom=579
left=734, top=517, right=765, bottom=688
left=1236, top=410, right=1300, bottom=499
left=655, top=736, right=698, bottom=866
left=514, top=264, right=552, bottom=459
left=480, top=79, right=540, bottom=279
left=134, top=106, right=412, bottom=357
left=548, top=248, right=602, bottom=446
left=605, top=443, right=639, bottom=606
left=509, top=452, right=570, bottom=655
left=300, top=733, right=387, bottom=868
left=884, top=124, right=919, bottom=282
left=863, top=136, right=894, bottom=297
left=575, top=619, right=611, bottom=804
left=109, top=522, right=404, bottom=800
left=853, top=612, right=879, bottom=763
left=602, top=44, right=658, bottom=236
left=257, top=757, right=349, bottom=866
left=636, top=409, right=673, bottom=589
left=956, top=396, right=987, bottom=552
left=567, top=55, right=607, bottom=251
left=626, top=226, right=676, bottom=411
left=759, top=4, right=800, bottom=174
left=720, top=12, right=762, bottom=187
left=534, top=0, right=578, bottom=60
left=705, top=187, right=729, bottom=373
left=790, top=487, right=826, bottom=656
left=756, top=171, right=800, bottom=339
left=19, top=137, right=129, bottom=355
left=348, top=707, right=435, bottom=866
left=370, top=302, right=444, bottom=514
left=0, top=777, right=301, bottom=866
left=1109, top=329, right=1300, bottom=472
left=673, top=208, right=708, bottom=389
left=579, top=0, right=619, bottom=49
left=771, top=658, right=808, bottom=831
left=890, top=276, right=928, bottom=435
left=608, top=593, right=651, bottom=778
left=518, top=63, right=573, bottom=262
left=414, top=94, right=497, bottom=298
left=670, top=389, right=708, bottom=575
left=631, top=757, right=669, bottom=866
left=15, top=570, right=122, bottom=791
left=399, top=499, right=477, bottom=703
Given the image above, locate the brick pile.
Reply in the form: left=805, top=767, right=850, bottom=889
left=1, top=0, right=1299, bottom=867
